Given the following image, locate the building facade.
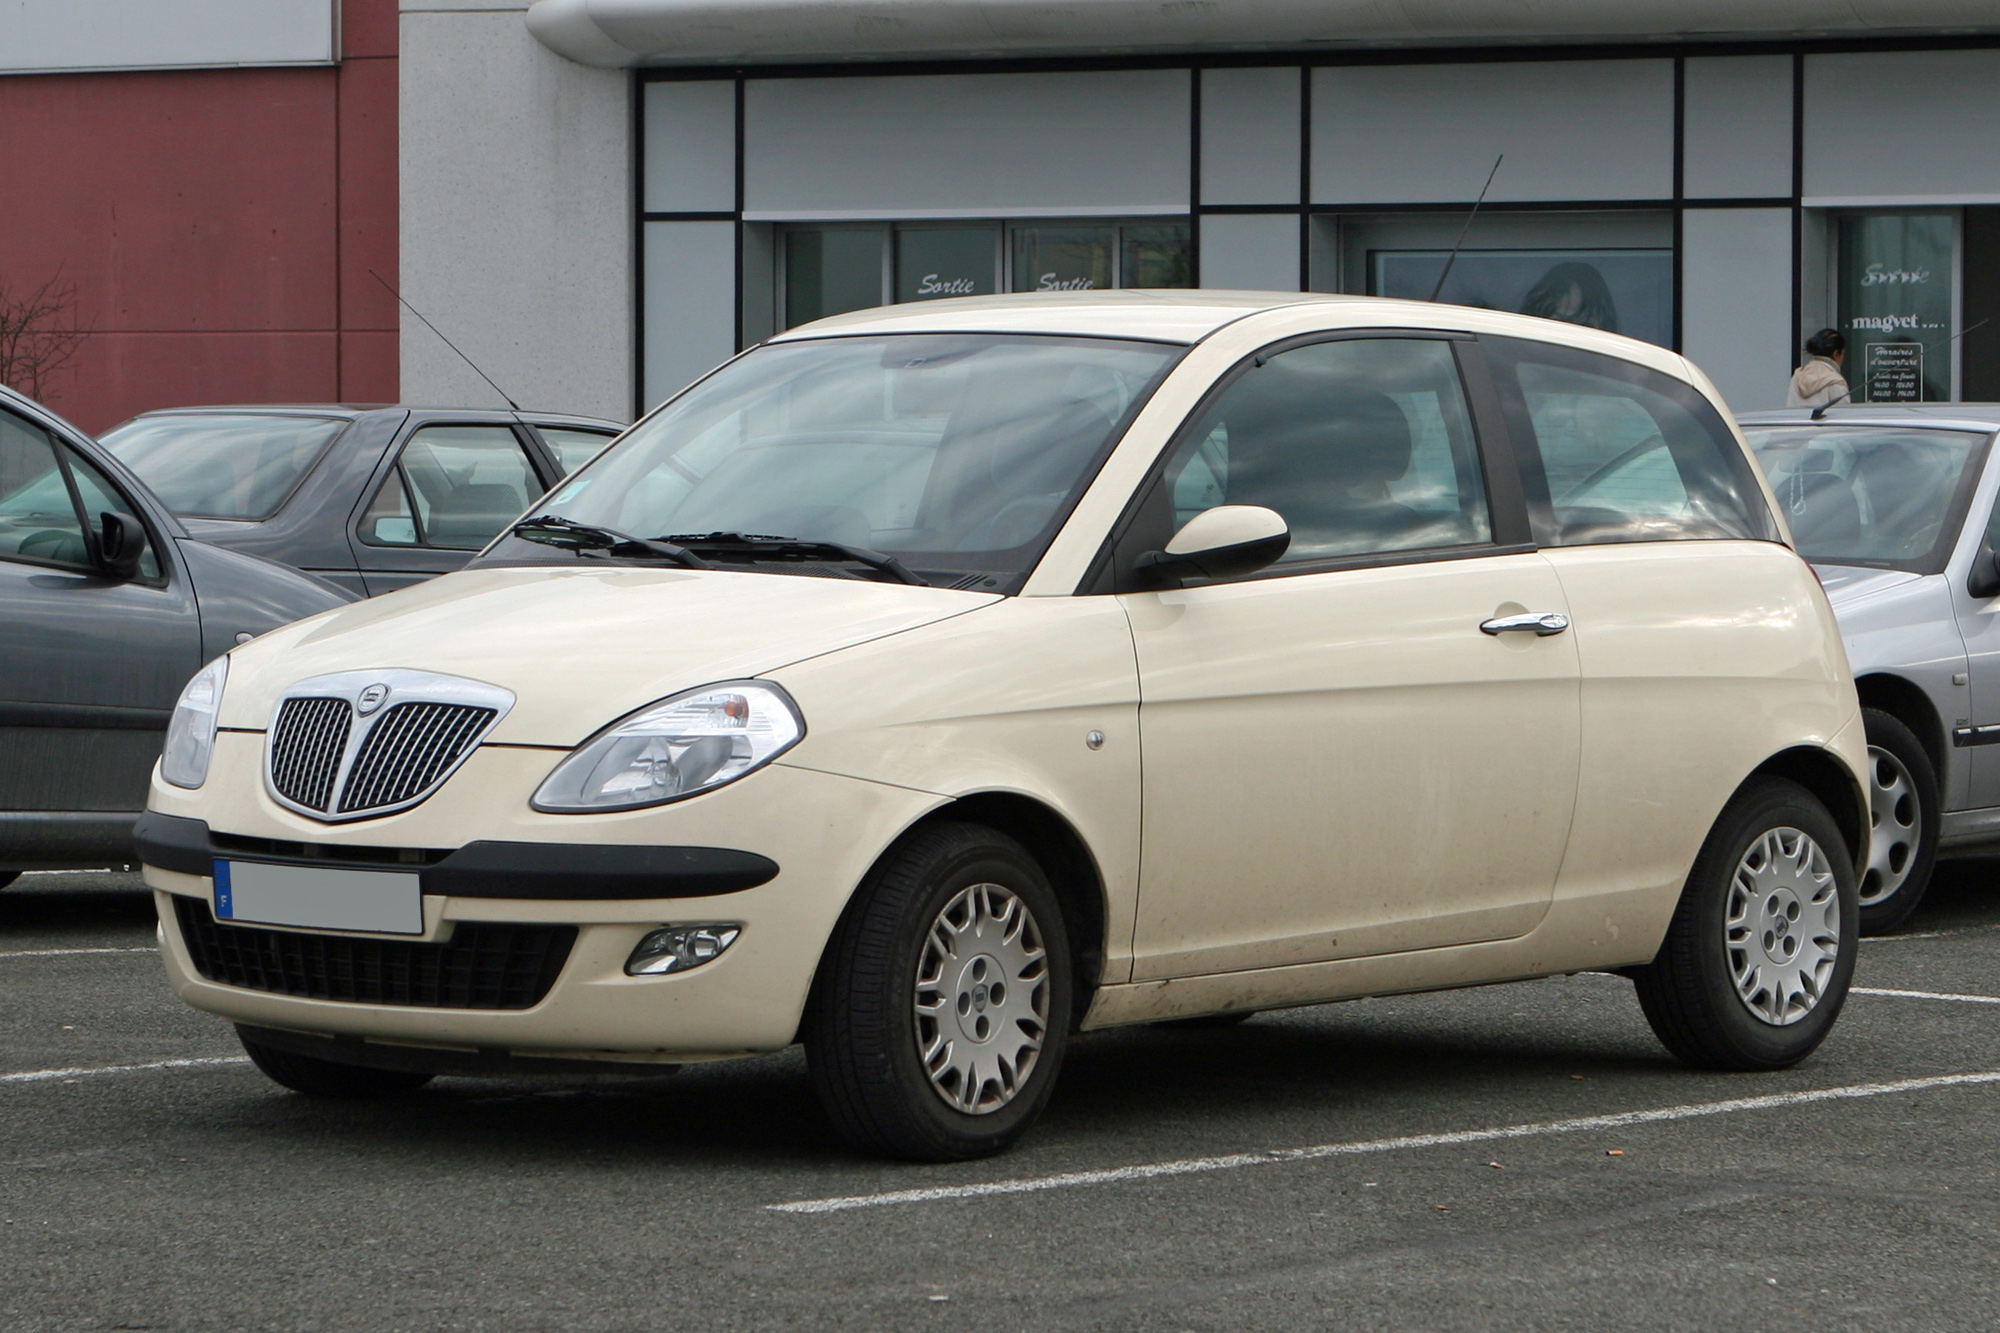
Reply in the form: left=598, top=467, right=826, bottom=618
left=14, top=3, right=2000, bottom=432
left=0, top=0, right=398, bottom=434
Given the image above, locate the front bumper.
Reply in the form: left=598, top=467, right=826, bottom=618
left=144, top=736, right=940, bottom=1062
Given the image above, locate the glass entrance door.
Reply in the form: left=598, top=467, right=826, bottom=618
left=1838, top=212, right=1957, bottom=403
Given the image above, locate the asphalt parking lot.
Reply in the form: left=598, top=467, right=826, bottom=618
left=5, top=868, right=1999, bottom=1333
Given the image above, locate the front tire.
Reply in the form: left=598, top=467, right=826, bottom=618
left=804, top=821, right=1073, bottom=1162
left=1633, top=778, right=1857, bottom=1071
left=1858, top=707, right=1939, bottom=934
left=240, top=1033, right=435, bottom=1098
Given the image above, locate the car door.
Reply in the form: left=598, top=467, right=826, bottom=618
left=1483, top=335, right=1812, bottom=913
left=0, top=405, right=201, bottom=828
left=1949, top=453, right=2000, bottom=810
left=1119, top=333, right=1582, bottom=980
left=347, top=422, right=554, bottom=595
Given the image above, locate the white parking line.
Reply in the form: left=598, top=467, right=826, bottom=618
left=0, top=1057, right=248, bottom=1086
left=1853, top=986, right=2000, bottom=1005
left=769, top=1069, right=2000, bottom=1215
left=0, top=947, right=157, bottom=959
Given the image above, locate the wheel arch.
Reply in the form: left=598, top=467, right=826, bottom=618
left=1853, top=672, right=1946, bottom=784
left=1748, top=745, right=1869, bottom=875
left=799, top=791, right=1111, bottom=1040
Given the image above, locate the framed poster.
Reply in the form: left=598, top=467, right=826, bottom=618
left=1371, top=248, right=1674, bottom=347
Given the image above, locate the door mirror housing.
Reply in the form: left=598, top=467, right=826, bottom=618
left=97, top=511, right=148, bottom=581
left=1135, top=505, right=1290, bottom=584
left=1971, top=544, right=2000, bottom=600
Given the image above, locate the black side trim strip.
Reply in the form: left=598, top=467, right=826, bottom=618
left=132, top=811, right=212, bottom=876
left=1952, top=725, right=2000, bottom=748
left=423, top=841, right=779, bottom=899
left=0, top=701, right=170, bottom=730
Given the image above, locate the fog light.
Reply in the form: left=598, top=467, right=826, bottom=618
left=626, top=924, right=741, bottom=976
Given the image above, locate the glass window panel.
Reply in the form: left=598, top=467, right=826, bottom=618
left=1839, top=213, right=1955, bottom=403
left=896, top=227, right=998, bottom=303
left=394, top=426, right=540, bottom=551
left=1012, top=227, right=1113, bottom=292
left=1498, top=340, right=1774, bottom=546
left=99, top=413, right=345, bottom=520
left=784, top=227, right=885, bottom=328
left=1161, top=338, right=1491, bottom=563
left=63, top=448, right=160, bottom=579
left=506, top=334, right=1179, bottom=589
left=1121, top=224, right=1192, bottom=288
left=360, top=469, right=419, bottom=546
left=539, top=428, right=618, bottom=475
left=0, top=408, right=87, bottom=567
left=1746, top=425, right=1986, bottom=574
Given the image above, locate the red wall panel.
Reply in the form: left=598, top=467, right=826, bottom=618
left=0, top=0, right=397, bottom=433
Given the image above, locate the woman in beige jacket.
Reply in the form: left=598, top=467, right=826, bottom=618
left=1788, top=328, right=1849, bottom=408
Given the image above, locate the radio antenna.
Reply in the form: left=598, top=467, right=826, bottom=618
left=368, top=270, right=522, bottom=411
left=1428, top=154, right=1504, bottom=304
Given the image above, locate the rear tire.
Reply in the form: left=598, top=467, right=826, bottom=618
left=804, top=821, right=1073, bottom=1162
left=1633, top=778, right=1857, bottom=1071
left=240, top=1034, right=435, bottom=1098
left=1857, top=707, right=1939, bottom=935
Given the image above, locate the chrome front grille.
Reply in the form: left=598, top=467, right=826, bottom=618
left=263, top=670, right=515, bottom=823
left=338, top=702, right=498, bottom=814
left=269, top=697, right=351, bottom=812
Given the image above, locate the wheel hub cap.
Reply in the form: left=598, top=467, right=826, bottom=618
left=1863, top=745, right=1919, bottom=908
left=914, top=883, right=1049, bottom=1115
left=1727, top=826, right=1840, bottom=1027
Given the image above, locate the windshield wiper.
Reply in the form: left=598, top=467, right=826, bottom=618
left=663, top=531, right=926, bottom=586
left=510, top=516, right=710, bottom=570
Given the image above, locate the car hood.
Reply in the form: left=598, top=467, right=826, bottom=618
left=1811, top=564, right=1924, bottom=610
left=219, top=566, right=999, bottom=744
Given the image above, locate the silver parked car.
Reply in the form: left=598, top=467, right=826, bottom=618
left=0, top=386, right=354, bottom=884
left=1739, top=405, right=2000, bottom=932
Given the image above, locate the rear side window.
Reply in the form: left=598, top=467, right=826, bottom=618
left=1488, top=337, right=1776, bottom=546
left=360, top=426, right=542, bottom=551
left=538, top=427, right=617, bottom=474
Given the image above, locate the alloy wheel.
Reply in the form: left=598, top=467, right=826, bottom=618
left=913, top=881, right=1050, bottom=1114
left=1862, top=744, right=1920, bottom=908
left=1725, top=826, right=1840, bottom=1027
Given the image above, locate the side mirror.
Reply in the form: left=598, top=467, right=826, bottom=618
left=97, top=511, right=148, bottom=581
left=1135, top=505, right=1290, bottom=584
left=1972, top=545, right=2000, bottom=600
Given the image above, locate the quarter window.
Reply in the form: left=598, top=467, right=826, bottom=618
left=360, top=426, right=542, bottom=551
left=1491, top=338, right=1776, bottom=546
left=1157, top=337, right=1492, bottom=566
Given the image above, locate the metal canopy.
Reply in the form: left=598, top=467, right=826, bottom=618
left=526, top=0, right=2000, bottom=68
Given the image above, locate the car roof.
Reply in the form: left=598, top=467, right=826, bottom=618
left=118, top=405, right=625, bottom=429
left=773, top=289, right=1699, bottom=383
left=1738, top=405, right=2000, bottom=433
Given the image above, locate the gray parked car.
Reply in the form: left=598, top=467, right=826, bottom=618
left=1737, top=405, right=2000, bottom=931
left=99, top=405, right=622, bottom=596
left=0, top=386, right=354, bottom=883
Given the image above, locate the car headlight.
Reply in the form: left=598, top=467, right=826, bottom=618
left=161, top=655, right=228, bottom=789
left=532, top=680, right=804, bottom=813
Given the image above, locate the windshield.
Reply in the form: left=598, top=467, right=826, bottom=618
left=101, top=413, right=347, bottom=520
left=474, top=333, right=1180, bottom=590
left=1744, top=424, right=1991, bottom=573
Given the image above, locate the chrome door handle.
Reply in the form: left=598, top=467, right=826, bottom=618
left=1480, top=611, right=1570, bottom=636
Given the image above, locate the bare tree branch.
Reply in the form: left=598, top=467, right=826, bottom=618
left=0, top=266, right=94, bottom=404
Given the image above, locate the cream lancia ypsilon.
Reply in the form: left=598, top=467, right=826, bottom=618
left=138, top=291, right=1868, bottom=1161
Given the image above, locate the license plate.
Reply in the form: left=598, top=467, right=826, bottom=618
left=212, top=860, right=423, bottom=936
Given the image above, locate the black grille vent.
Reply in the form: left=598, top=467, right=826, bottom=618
left=338, top=702, right=497, bottom=814
left=174, top=895, right=573, bottom=1010
left=269, top=697, right=351, bottom=812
